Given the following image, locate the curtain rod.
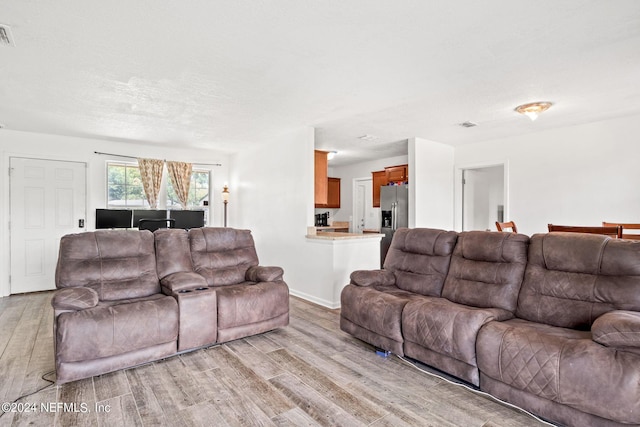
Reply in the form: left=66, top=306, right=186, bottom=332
left=93, top=151, right=222, bottom=167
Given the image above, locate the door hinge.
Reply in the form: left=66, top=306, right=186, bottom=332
left=462, top=178, right=466, bottom=185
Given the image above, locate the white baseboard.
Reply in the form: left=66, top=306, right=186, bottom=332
left=288, top=288, right=340, bottom=309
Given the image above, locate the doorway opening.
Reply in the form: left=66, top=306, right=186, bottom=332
left=459, top=163, right=506, bottom=232
left=353, top=178, right=376, bottom=233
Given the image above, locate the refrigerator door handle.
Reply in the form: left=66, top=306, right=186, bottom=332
left=392, top=202, right=397, bottom=230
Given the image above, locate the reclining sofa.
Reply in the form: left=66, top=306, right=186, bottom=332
left=341, top=228, right=640, bottom=427
left=52, top=227, right=289, bottom=384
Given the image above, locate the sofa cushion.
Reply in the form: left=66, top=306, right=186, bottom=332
left=189, top=228, right=259, bottom=286
left=477, top=318, right=640, bottom=425
left=55, top=230, right=160, bottom=300
left=517, top=233, right=640, bottom=329
left=56, top=295, right=178, bottom=363
left=51, top=287, right=99, bottom=311
left=154, top=228, right=193, bottom=279
left=403, top=298, right=512, bottom=373
left=213, top=281, right=289, bottom=330
left=383, top=228, right=458, bottom=296
left=592, top=310, right=640, bottom=349
left=442, top=231, right=529, bottom=312
left=341, top=284, right=414, bottom=344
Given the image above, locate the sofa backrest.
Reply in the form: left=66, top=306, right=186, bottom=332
left=55, top=230, right=160, bottom=301
left=383, top=228, right=458, bottom=296
left=516, top=233, right=640, bottom=329
left=188, top=227, right=259, bottom=286
left=442, top=231, right=529, bottom=312
left=154, top=228, right=193, bottom=280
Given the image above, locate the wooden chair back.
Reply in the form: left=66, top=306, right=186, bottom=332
left=548, top=224, right=622, bottom=238
left=603, top=222, right=640, bottom=240
left=495, top=221, right=518, bottom=233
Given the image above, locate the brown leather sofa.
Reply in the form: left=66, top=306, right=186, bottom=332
left=341, top=228, right=640, bottom=427
left=52, top=227, right=289, bottom=384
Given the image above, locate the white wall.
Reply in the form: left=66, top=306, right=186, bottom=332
left=0, top=129, right=229, bottom=297
left=409, top=138, right=455, bottom=230
left=454, top=114, right=640, bottom=236
left=229, top=127, right=317, bottom=299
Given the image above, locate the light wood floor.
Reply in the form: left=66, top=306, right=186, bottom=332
left=0, top=292, right=547, bottom=426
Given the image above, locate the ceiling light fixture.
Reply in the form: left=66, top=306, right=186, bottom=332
left=327, top=151, right=337, bottom=160
left=515, top=102, right=552, bottom=121
left=459, top=121, right=477, bottom=128
left=358, top=134, right=378, bottom=141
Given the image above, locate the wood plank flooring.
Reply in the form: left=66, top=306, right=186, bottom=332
left=0, top=292, right=548, bottom=426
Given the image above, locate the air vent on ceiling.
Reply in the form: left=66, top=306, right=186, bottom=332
left=459, top=121, right=478, bottom=128
left=0, top=24, right=16, bottom=47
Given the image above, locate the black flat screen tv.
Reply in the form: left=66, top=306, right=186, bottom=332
left=133, top=209, right=168, bottom=228
left=95, top=209, right=132, bottom=229
left=170, top=210, right=205, bottom=230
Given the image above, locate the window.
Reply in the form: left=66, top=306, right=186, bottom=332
left=107, top=162, right=148, bottom=208
left=106, top=162, right=211, bottom=215
left=167, top=169, right=210, bottom=209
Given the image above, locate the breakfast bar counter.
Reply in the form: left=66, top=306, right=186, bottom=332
left=307, top=231, right=384, bottom=240
left=300, top=231, right=383, bottom=308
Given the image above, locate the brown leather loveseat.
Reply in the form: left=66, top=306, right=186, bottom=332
left=341, top=228, right=640, bottom=427
left=52, top=227, right=289, bottom=384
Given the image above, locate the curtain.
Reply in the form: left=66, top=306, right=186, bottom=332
left=137, top=158, right=164, bottom=209
left=166, top=161, right=192, bottom=209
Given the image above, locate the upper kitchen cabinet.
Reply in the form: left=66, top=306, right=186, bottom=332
left=372, top=171, right=387, bottom=208
left=326, top=177, right=341, bottom=208
left=314, top=150, right=328, bottom=206
left=373, top=164, right=408, bottom=207
left=385, top=164, right=408, bottom=184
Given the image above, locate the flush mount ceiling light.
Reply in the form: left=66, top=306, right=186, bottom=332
left=515, top=102, right=552, bottom=121
left=458, top=121, right=478, bottom=128
left=358, top=134, right=378, bottom=141
left=327, top=150, right=338, bottom=160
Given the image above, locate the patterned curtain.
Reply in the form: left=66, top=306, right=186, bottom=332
left=166, top=161, right=192, bottom=209
left=137, top=158, right=164, bottom=209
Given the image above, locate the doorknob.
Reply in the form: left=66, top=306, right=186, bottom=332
left=78, top=219, right=85, bottom=228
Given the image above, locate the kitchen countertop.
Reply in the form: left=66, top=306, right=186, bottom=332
left=306, top=232, right=384, bottom=240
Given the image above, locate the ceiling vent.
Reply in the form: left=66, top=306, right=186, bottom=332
left=459, top=121, right=478, bottom=128
left=0, top=24, right=16, bottom=47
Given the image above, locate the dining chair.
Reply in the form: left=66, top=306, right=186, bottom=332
left=547, top=224, right=622, bottom=238
left=495, top=221, right=518, bottom=233
left=603, top=222, right=640, bottom=240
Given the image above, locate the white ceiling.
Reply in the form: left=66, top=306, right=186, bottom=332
left=1, top=1, right=639, bottom=166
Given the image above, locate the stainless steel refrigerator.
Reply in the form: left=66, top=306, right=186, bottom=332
left=380, top=184, right=408, bottom=267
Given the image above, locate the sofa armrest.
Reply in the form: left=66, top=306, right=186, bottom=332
left=246, top=266, right=284, bottom=282
left=161, top=272, right=208, bottom=294
left=350, top=269, right=395, bottom=287
left=592, top=310, right=640, bottom=349
left=51, top=287, right=99, bottom=311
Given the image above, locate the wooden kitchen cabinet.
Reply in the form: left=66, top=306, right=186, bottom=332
left=372, top=170, right=387, bottom=208
left=372, top=164, right=409, bottom=207
left=326, top=177, right=341, bottom=208
left=314, top=150, right=328, bottom=206
left=385, top=164, right=408, bottom=183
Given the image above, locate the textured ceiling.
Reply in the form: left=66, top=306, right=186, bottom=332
left=0, top=1, right=639, bottom=165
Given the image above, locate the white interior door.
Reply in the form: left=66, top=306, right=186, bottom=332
left=462, top=165, right=504, bottom=231
left=10, top=157, right=86, bottom=294
left=354, top=178, right=375, bottom=233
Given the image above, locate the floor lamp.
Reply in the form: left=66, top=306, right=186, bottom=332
left=222, top=184, right=229, bottom=227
